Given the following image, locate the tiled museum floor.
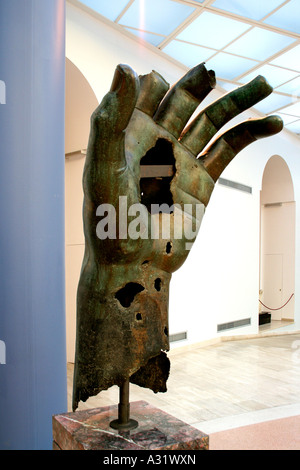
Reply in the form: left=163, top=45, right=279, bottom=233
left=67, top=326, right=300, bottom=435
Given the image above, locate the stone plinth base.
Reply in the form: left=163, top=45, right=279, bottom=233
left=52, top=400, right=208, bottom=450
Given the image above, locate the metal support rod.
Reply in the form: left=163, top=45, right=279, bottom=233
left=118, top=378, right=130, bottom=425
left=110, top=379, right=138, bottom=431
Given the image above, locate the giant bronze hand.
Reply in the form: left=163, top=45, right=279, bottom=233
left=73, top=63, right=283, bottom=411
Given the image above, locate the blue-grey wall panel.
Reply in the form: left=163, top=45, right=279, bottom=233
left=0, top=0, right=67, bottom=450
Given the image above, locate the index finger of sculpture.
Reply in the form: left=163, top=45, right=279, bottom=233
left=200, top=115, right=283, bottom=182
left=153, top=63, right=216, bottom=139
left=136, top=70, right=170, bottom=116
left=179, top=76, right=273, bottom=156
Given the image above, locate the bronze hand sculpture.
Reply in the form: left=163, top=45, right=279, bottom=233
left=72, top=63, right=283, bottom=411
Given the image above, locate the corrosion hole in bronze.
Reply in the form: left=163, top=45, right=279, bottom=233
left=166, top=241, right=172, bottom=254
left=142, top=260, right=149, bottom=265
left=136, top=312, right=142, bottom=321
left=140, top=138, right=175, bottom=213
left=164, top=326, right=168, bottom=336
left=154, top=278, right=162, bottom=291
left=115, top=282, right=145, bottom=308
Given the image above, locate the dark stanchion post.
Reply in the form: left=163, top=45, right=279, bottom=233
left=110, top=378, right=138, bottom=431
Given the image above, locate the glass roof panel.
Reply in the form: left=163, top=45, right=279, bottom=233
left=77, top=0, right=300, bottom=136
left=205, top=53, right=258, bottom=80
left=162, top=40, right=214, bottom=68
left=210, top=0, right=285, bottom=21
left=276, top=113, right=298, bottom=126
left=264, top=0, right=300, bottom=34
left=276, top=76, right=300, bottom=96
left=78, top=0, right=130, bottom=21
left=239, top=64, right=299, bottom=89
left=270, top=44, right=300, bottom=72
left=119, top=0, right=195, bottom=36
left=176, top=11, right=251, bottom=50
left=224, top=27, right=295, bottom=61
left=285, top=120, right=300, bottom=133
left=125, top=28, right=165, bottom=46
left=253, top=93, right=293, bottom=114
left=276, top=113, right=299, bottom=125
left=217, top=81, right=238, bottom=92
left=279, top=100, right=300, bottom=117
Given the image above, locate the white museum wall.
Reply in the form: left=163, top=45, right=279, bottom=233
left=65, top=1, right=300, bottom=361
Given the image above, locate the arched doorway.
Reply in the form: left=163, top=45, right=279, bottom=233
left=259, top=155, right=295, bottom=330
left=65, top=58, right=99, bottom=362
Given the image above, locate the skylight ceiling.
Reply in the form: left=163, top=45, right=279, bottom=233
left=76, top=0, right=300, bottom=136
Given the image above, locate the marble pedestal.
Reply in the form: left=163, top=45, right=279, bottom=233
left=52, top=400, right=208, bottom=450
